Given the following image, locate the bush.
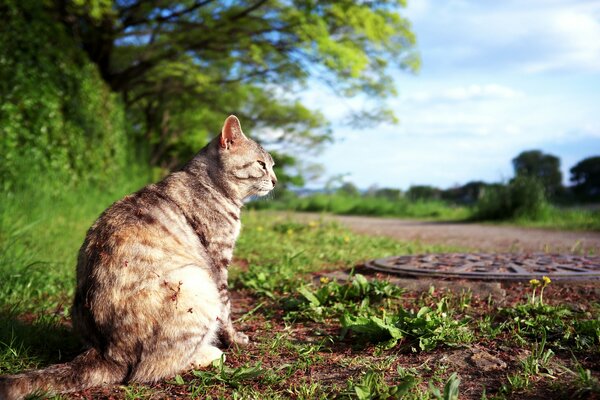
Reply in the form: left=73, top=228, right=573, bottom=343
left=473, top=176, right=548, bottom=221
left=0, top=0, right=131, bottom=193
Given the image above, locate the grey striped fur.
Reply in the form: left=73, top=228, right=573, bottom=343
left=0, top=116, right=277, bottom=399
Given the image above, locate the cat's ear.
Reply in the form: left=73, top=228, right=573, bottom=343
left=220, top=115, right=247, bottom=149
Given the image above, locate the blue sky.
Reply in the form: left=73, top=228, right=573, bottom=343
left=301, top=0, right=600, bottom=190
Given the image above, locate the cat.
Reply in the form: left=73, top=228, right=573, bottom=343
left=0, top=115, right=277, bottom=399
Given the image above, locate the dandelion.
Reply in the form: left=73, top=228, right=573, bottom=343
left=319, top=276, right=330, bottom=284
left=529, top=279, right=541, bottom=305
left=539, top=275, right=551, bottom=305
left=308, top=221, right=318, bottom=228
left=529, top=279, right=540, bottom=287
left=256, top=226, right=264, bottom=232
left=343, top=236, right=350, bottom=243
left=542, top=276, right=551, bottom=286
left=287, top=228, right=293, bottom=235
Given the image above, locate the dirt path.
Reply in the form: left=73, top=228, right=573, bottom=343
left=288, top=212, right=600, bottom=253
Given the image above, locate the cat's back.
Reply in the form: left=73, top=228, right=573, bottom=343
left=77, top=175, right=208, bottom=282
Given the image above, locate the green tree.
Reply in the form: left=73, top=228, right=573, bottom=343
left=570, top=156, right=600, bottom=200
left=407, top=185, right=440, bottom=201
left=512, top=150, right=563, bottom=198
left=337, top=182, right=361, bottom=197
left=441, top=181, right=487, bottom=205
left=56, top=0, right=419, bottom=168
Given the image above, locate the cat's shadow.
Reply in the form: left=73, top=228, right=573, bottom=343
left=0, top=310, right=82, bottom=373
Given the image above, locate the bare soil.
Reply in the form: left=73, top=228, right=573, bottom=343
left=289, top=212, right=600, bottom=254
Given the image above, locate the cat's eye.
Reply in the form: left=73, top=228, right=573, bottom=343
left=257, top=160, right=267, bottom=169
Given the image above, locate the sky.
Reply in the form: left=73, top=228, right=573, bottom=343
left=302, top=0, right=600, bottom=190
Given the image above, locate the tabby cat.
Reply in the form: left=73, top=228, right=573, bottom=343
left=0, top=115, right=277, bottom=399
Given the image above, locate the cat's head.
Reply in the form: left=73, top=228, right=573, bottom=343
left=214, top=115, right=277, bottom=199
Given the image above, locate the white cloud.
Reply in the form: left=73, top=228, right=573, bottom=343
left=406, top=0, right=600, bottom=73
left=405, top=84, right=522, bottom=103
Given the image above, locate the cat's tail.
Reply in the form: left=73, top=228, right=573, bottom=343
left=0, top=348, right=127, bottom=400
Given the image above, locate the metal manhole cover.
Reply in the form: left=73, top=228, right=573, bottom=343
left=364, top=253, right=600, bottom=281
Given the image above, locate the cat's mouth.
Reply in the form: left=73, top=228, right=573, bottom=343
left=256, top=188, right=272, bottom=197
left=253, top=180, right=275, bottom=197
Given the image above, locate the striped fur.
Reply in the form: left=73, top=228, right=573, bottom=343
left=0, top=116, right=277, bottom=399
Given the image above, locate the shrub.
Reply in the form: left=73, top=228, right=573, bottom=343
left=473, top=176, right=548, bottom=221
left=0, top=0, right=131, bottom=193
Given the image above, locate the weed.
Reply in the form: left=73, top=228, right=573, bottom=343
left=501, top=330, right=556, bottom=395
left=283, top=274, right=404, bottom=322
left=569, top=363, right=600, bottom=399
left=345, top=370, right=417, bottom=400
left=429, top=372, right=460, bottom=400
left=188, top=359, right=265, bottom=390
left=341, top=297, right=474, bottom=351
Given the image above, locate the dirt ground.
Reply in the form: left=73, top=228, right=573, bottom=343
left=288, top=213, right=600, bottom=254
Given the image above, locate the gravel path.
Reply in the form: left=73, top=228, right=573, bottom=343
left=289, top=213, right=600, bottom=254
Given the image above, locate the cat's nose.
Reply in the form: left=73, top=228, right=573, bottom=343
left=271, top=176, right=277, bottom=187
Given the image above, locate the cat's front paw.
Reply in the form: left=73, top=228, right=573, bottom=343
left=219, top=327, right=250, bottom=347
left=232, top=331, right=249, bottom=346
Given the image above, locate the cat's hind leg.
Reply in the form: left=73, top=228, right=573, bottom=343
left=127, top=264, right=223, bottom=381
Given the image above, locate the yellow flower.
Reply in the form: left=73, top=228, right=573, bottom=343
left=287, top=228, right=294, bottom=235
left=308, top=221, right=318, bottom=228
left=542, top=276, right=551, bottom=286
left=319, top=276, right=330, bottom=284
left=256, top=226, right=264, bottom=232
left=343, top=236, right=350, bottom=243
left=529, top=279, right=541, bottom=287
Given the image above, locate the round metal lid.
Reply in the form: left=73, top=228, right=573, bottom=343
left=364, top=253, right=600, bottom=281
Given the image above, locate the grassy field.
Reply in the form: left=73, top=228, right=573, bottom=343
left=250, top=192, right=600, bottom=232
left=0, top=193, right=599, bottom=399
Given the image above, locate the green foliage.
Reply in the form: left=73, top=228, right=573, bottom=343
left=440, top=181, right=487, bottom=205
left=249, top=193, right=470, bottom=220
left=429, top=373, right=460, bottom=400
left=570, top=156, right=600, bottom=201
left=513, top=150, right=563, bottom=198
left=349, top=370, right=417, bottom=400
left=407, top=185, right=441, bottom=201
left=473, top=176, right=549, bottom=221
left=501, top=331, right=555, bottom=395
left=283, top=274, right=404, bottom=322
left=570, top=363, right=600, bottom=399
left=189, top=360, right=265, bottom=389
left=500, top=302, right=599, bottom=351
left=0, top=0, right=131, bottom=192
left=56, top=0, right=418, bottom=169
left=341, top=297, right=473, bottom=351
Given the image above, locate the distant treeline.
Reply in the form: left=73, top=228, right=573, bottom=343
left=324, top=150, right=599, bottom=205
left=250, top=150, right=600, bottom=230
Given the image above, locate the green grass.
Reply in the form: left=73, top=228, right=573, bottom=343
left=1, top=189, right=599, bottom=399
left=249, top=184, right=600, bottom=231
left=250, top=193, right=471, bottom=220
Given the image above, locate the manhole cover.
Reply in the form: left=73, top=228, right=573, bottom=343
left=364, top=253, right=600, bottom=281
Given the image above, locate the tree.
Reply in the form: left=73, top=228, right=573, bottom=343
left=57, top=0, right=419, bottom=169
left=406, top=185, right=440, bottom=201
left=512, top=150, right=563, bottom=198
left=441, top=181, right=487, bottom=205
left=337, top=182, right=361, bottom=197
left=570, top=156, right=600, bottom=200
